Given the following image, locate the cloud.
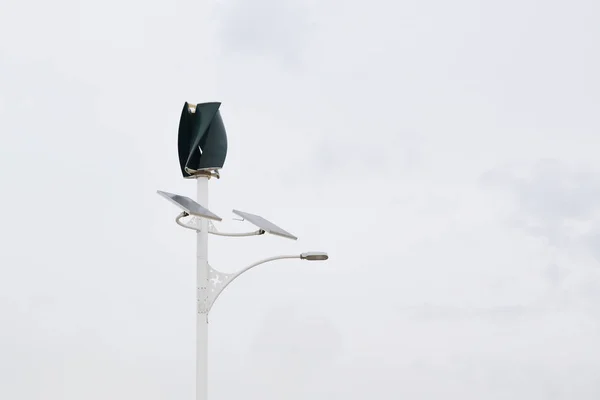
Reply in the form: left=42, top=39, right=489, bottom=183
left=213, top=0, right=315, bottom=67
left=480, top=159, right=600, bottom=318
left=481, top=159, right=600, bottom=250
left=3, top=0, right=600, bottom=398
left=246, top=305, right=343, bottom=398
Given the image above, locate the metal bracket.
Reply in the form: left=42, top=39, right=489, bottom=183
left=188, top=216, right=202, bottom=230
left=199, top=264, right=234, bottom=313
left=176, top=213, right=265, bottom=240
left=184, top=168, right=220, bottom=179
left=198, top=255, right=305, bottom=314
left=197, top=264, right=229, bottom=315
left=175, top=212, right=203, bottom=232
left=209, top=265, right=234, bottom=300
left=197, top=285, right=210, bottom=315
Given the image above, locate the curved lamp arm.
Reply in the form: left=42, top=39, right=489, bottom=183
left=175, top=212, right=197, bottom=231
left=207, top=252, right=328, bottom=313
left=209, top=229, right=265, bottom=237
left=175, top=212, right=265, bottom=237
left=210, top=255, right=301, bottom=308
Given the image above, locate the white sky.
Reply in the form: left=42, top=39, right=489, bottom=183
left=1, top=0, right=600, bottom=398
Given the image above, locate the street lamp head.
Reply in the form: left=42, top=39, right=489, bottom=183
left=300, top=252, right=329, bottom=261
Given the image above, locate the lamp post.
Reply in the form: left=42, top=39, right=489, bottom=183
left=158, top=102, right=329, bottom=400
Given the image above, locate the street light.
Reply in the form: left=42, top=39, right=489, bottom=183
left=208, top=252, right=329, bottom=311
left=161, top=202, right=329, bottom=313
left=157, top=101, right=329, bottom=400
left=301, top=252, right=329, bottom=261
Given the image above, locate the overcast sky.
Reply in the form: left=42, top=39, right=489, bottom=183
left=1, top=0, right=600, bottom=398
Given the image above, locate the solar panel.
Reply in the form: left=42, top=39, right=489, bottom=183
left=157, top=190, right=222, bottom=221
left=232, top=209, right=298, bottom=240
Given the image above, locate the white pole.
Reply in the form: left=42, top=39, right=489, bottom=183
left=196, top=175, right=209, bottom=400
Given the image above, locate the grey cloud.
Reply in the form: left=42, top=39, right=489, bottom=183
left=481, top=159, right=600, bottom=249
left=4, top=0, right=600, bottom=398
left=245, top=305, right=343, bottom=399
left=250, top=304, right=343, bottom=365
left=480, top=159, right=600, bottom=316
left=515, top=159, right=600, bottom=222
left=310, top=132, right=422, bottom=179
left=542, top=263, right=570, bottom=288
left=213, top=0, right=315, bottom=66
left=397, top=303, right=538, bottom=322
